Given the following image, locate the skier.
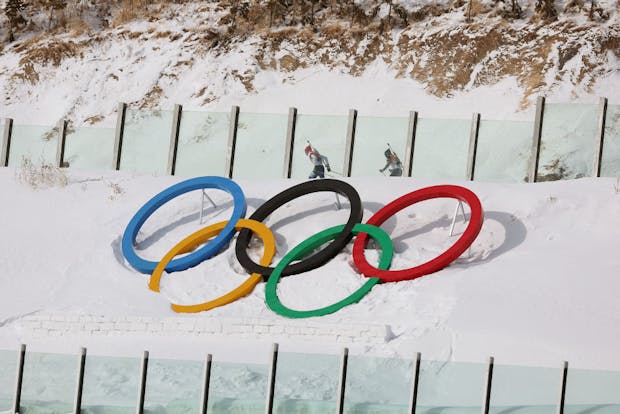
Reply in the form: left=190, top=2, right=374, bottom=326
left=305, top=143, right=331, bottom=179
left=380, top=147, right=403, bottom=177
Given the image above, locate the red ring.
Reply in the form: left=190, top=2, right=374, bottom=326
left=352, top=185, right=483, bottom=283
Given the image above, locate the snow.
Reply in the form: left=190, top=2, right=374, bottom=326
left=1, top=166, right=620, bottom=372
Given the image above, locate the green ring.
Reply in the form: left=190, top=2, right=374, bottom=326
left=265, top=223, right=393, bottom=318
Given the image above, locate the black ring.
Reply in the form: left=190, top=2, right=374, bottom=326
left=235, top=179, right=363, bottom=280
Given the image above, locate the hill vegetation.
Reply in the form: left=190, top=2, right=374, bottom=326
left=0, top=0, right=618, bottom=123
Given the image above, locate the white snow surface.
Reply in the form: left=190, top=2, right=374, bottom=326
left=1, top=167, right=619, bottom=370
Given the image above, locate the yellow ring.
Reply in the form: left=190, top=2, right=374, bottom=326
left=149, top=219, right=276, bottom=313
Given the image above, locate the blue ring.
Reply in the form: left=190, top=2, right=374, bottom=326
left=121, top=176, right=246, bottom=274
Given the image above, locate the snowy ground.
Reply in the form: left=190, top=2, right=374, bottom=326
left=1, top=165, right=620, bottom=373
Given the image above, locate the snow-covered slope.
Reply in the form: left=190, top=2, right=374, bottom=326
left=1, top=165, right=620, bottom=370
left=0, top=1, right=618, bottom=126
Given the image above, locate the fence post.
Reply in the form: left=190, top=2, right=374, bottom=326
left=113, top=102, right=127, bottom=170
left=12, top=344, right=25, bottom=414
left=528, top=96, right=545, bottom=183
left=200, top=354, right=212, bottom=414
left=265, top=343, right=279, bottom=414
left=136, top=351, right=149, bottom=414
left=481, top=356, right=494, bottom=414
left=226, top=106, right=240, bottom=179
left=592, top=97, right=608, bottom=177
left=557, top=361, right=568, bottom=414
left=467, top=113, right=481, bottom=181
left=73, top=347, right=87, bottom=414
left=408, top=352, right=421, bottom=414
left=56, top=119, right=68, bottom=168
left=283, top=107, right=297, bottom=178
left=404, top=111, right=418, bottom=177
left=336, top=347, right=349, bottom=414
left=344, top=109, right=357, bottom=177
left=2, top=118, right=13, bottom=167
left=167, top=104, right=183, bottom=176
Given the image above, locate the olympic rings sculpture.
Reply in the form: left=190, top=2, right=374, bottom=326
left=122, top=176, right=484, bottom=318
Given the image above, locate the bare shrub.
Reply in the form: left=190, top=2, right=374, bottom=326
left=108, top=181, right=124, bottom=200
left=18, top=39, right=79, bottom=66
left=66, top=16, right=91, bottom=37
left=16, top=157, right=68, bottom=189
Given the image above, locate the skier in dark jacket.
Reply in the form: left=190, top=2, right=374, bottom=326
left=380, top=147, right=403, bottom=176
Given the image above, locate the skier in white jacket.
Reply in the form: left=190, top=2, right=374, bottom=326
left=305, top=144, right=331, bottom=179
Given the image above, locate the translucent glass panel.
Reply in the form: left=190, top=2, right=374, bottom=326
left=475, top=119, right=533, bottom=183
left=20, top=352, right=77, bottom=414
left=119, top=109, right=173, bottom=175
left=144, top=358, right=204, bottom=414
left=537, top=103, right=598, bottom=181
left=207, top=361, right=267, bottom=413
left=82, top=355, right=140, bottom=414
left=0, top=349, right=16, bottom=412
left=344, top=355, right=412, bottom=413
left=233, top=112, right=288, bottom=179
left=417, top=360, right=486, bottom=413
left=7, top=125, right=57, bottom=167
left=490, top=364, right=561, bottom=414
left=351, top=115, right=409, bottom=177
left=64, top=126, right=115, bottom=170
left=565, top=368, right=620, bottom=413
left=290, top=114, right=348, bottom=179
left=412, top=118, right=471, bottom=180
left=175, top=111, right=229, bottom=177
left=273, top=352, right=340, bottom=413
left=600, top=104, right=620, bottom=177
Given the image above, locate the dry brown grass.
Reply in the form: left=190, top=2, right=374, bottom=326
left=13, top=34, right=45, bottom=53
left=153, top=30, right=172, bottom=39
left=231, top=69, right=256, bottom=92
left=112, top=0, right=143, bottom=27
left=85, top=115, right=104, bottom=125
left=127, top=31, right=143, bottom=39
left=134, top=85, right=164, bottom=109
left=111, top=0, right=171, bottom=27
left=11, top=62, right=39, bottom=84
left=11, top=37, right=83, bottom=84
left=397, top=24, right=506, bottom=96
left=18, top=39, right=80, bottom=66
left=409, top=3, right=449, bottom=22
left=65, top=17, right=91, bottom=37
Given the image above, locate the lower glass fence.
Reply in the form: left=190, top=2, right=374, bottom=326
left=19, top=351, right=78, bottom=414
left=0, top=349, right=16, bottom=412
left=273, top=352, right=340, bottom=414
left=81, top=354, right=141, bottom=414
left=416, top=359, right=486, bottom=413
left=344, top=355, right=413, bottom=414
left=7, top=348, right=620, bottom=414
left=489, top=363, right=561, bottom=414
left=144, top=357, right=204, bottom=414
left=207, top=360, right=268, bottom=414
left=564, top=367, right=620, bottom=414
left=600, top=104, right=620, bottom=177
